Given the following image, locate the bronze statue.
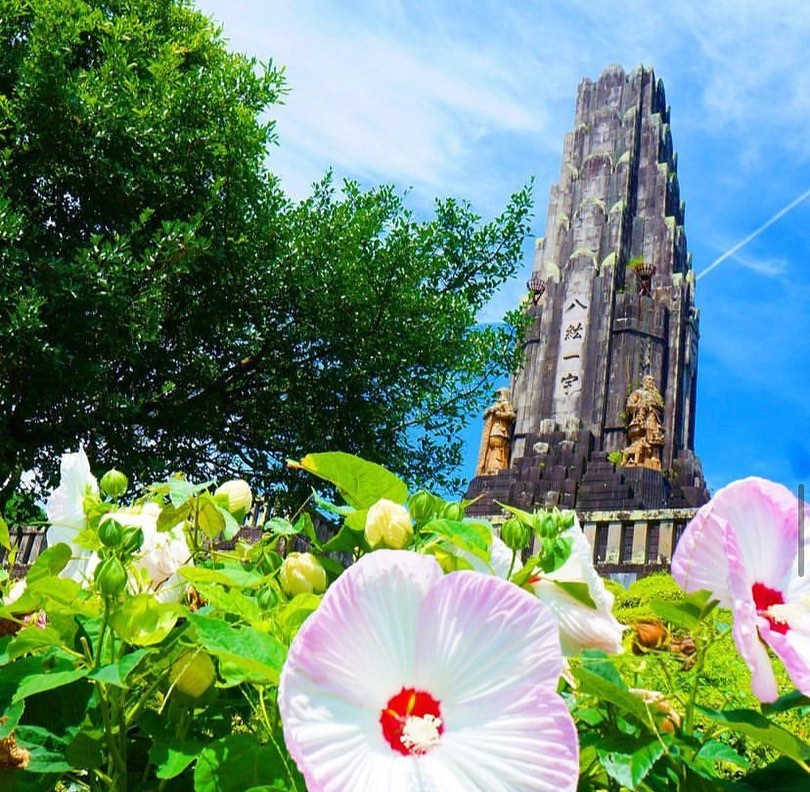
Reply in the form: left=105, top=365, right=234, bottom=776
left=475, top=388, right=517, bottom=476
left=621, top=375, right=664, bottom=471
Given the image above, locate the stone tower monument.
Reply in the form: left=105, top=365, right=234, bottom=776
left=466, top=65, right=709, bottom=574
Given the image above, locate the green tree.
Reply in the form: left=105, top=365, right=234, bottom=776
left=0, top=0, right=531, bottom=511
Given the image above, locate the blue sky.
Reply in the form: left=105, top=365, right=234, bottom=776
left=196, top=0, right=810, bottom=495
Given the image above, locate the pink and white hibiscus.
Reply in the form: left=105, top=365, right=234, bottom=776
left=672, top=477, right=810, bottom=701
left=279, top=550, right=579, bottom=792
left=529, top=520, right=625, bottom=655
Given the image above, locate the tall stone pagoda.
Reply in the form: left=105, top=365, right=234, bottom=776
left=467, top=65, right=710, bottom=576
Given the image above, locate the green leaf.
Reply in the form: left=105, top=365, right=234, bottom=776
left=180, top=563, right=264, bottom=590
left=651, top=589, right=716, bottom=629
left=150, top=737, right=205, bottom=779
left=157, top=501, right=191, bottom=532
left=549, top=579, right=597, bottom=609
left=344, top=508, right=368, bottom=532
left=25, top=543, right=71, bottom=583
left=197, top=495, right=226, bottom=539
left=13, top=725, right=71, bottom=774
left=321, top=523, right=363, bottom=554
left=187, top=614, right=286, bottom=685
left=8, top=625, right=66, bottom=660
left=88, top=648, right=154, bottom=687
left=279, top=593, right=321, bottom=637
left=110, top=594, right=181, bottom=646
left=694, top=739, right=748, bottom=770
left=496, top=501, right=538, bottom=528
left=0, top=517, right=10, bottom=551
left=597, top=735, right=666, bottom=789
left=264, top=517, right=298, bottom=536
left=194, top=734, right=288, bottom=792
left=66, top=728, right=104, bottom=770
left=291, top=452, right=408, bottom=509
left=571, top=666, right=653, bottom=728
left=294, top=513, right=318, bottom=544
left=425, top=518, right=491, bottom=562
left=697, top=705, right=810, bottom=763
left=168, top=477, right=197, bottom=508
left=220, top=506, right=241, bottom=541
left=761, top=689, right=810, bottom=714
left=189, top=582, right=263, bottom=625
left=12, top=667, right=88, bottom=703
left=538, top=535, right=572, bottom=573
left=744, top=757, right=810, bottom=791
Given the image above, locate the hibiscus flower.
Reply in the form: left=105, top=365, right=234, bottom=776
left=279, top=550, right=579, bottom=792
left=529, top=519, right=625, bottom=655
left=44, top=448, right=99, bottom=583
left=672, top=477, right=810, bottom=702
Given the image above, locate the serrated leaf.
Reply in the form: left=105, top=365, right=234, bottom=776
left=264, top=517, right=297, bottom=536
left=88, top=648, right=154, bottom=687
left=696, top=705, right=810, bottom=764
left=187, top=614, right=285, bottom=685
left=424, top=518, right=491, bottom=562
left=193, top=734, right=288, bottom=792
left=157, top=501, right=191, bottom=532
left=597, top=735, right=665, bottom=789
left=150, top=737, right=205, bottom=779
left=571, top=666, right=653, bottom=728
left=12, top=666, right=88, bottom=703
left=179, top=564, right=264, bottom=589
left=110, top=594, right=181, bottom=646
left=291, top=452, right=407, bottom=509
left=8, top=625, right=65, bottom=660
left=26, top=543, right=71, bottom=583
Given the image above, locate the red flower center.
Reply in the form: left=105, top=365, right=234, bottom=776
left=752, top=582, right=789, bottom=635
left=380, top=687, right=444, bottom=756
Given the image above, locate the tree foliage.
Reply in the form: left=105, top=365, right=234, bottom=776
left=0, top=0, right=531, bottom=510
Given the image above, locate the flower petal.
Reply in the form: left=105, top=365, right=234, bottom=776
left=532, top=523, right=624, bottom=654
left=45, top=448, right=98, bottom=546
left=424, top=692, right=579, bottom=792
left=674, top=478, right=797, bottom=601
left=413, top=570, right=563, bottom=705
left=280, top=551, right=443, bottom=790
left=760, top=621, right=810, bottom=697
left=725, top=524, right=779, bottom=702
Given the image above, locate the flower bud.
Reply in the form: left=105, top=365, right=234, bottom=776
left=121, top=525, right=144, bottom=555
left=170, top=651, right=216, bottom=699
left=99, top=468, right=128, bottom=499
left=500, top=517, right=531, bottom=551
left=95, top=557, right=127, bottom=597
left=215, top=479, right=253, bottom=519
left=407, top=490, right=436, bottom=524
left=98, top=518, right=123, bottom=548
left=440, top=502, right=464, bottom=522
left=279, top=553, right=327, bottom=596
left=364, top=499, right=414, bottom=550
left=632, top=619, right=668, bottom=654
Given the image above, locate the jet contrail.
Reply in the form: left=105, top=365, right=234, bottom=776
left=695, top=187, right=810, bottom=281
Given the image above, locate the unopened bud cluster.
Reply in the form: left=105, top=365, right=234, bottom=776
left=364, top=499, right=413, bottom=550
left=280, top=553, right=327, bottom=596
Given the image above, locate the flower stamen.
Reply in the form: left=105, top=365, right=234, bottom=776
left=752, top=582, right=789, bottom=635
left=380, top=687, right=444, bottom=756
